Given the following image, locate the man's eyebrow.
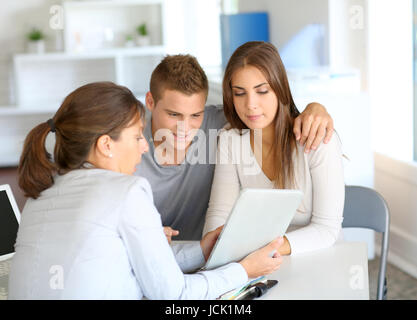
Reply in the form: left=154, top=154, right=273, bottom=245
left=164, top=109, right=183, bottom=115
left=165, top=109, right=205, bottom=115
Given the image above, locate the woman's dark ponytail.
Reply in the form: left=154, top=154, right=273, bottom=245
left=18, top=121, right=56, bottom=199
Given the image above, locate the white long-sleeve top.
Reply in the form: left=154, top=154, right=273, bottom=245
left=8, top=168, right=248, bottom=300
left=203, top=129, right=345, bottom=255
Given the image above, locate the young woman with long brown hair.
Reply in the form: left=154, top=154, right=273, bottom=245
left=203, top=42, right=345, bottom=256
left=8, top=81, right=284, bottom=299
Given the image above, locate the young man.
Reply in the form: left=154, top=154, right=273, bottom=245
left=135, top=54, right=334, bottom=240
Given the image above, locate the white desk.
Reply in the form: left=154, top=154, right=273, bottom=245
left=260, top=241, right=369, bottom=300
left=173, top=240, right=369, bottom=300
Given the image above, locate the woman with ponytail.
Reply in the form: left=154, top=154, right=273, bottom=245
left=8, top=81, right=283, bottom=300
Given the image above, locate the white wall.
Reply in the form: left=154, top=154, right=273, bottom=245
left=164, top=0, right=222, bottom=68
left=328, top=0, right=368, bottom=90
left=374, top=153, right=417, bottom=279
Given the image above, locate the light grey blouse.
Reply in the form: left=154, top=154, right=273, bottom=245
left=8, top=168, right=247, bottom=299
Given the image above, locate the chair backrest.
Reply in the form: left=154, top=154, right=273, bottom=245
left=343, top=185, right=390, bottom=300
left=342, top=186, right=390, bottom=234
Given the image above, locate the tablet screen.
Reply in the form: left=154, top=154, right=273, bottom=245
left=0, top=190, right=19, bottom=257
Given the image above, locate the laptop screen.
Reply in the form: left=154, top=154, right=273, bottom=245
left=0, top=190, right=19, bottom=257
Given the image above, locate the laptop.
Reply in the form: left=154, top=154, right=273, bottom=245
left=0, top=184, right=21, bottom=261
left=203, top=188, right=303, bottom=270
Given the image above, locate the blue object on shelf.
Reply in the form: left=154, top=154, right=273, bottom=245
left=220, top=12, right=269, bottom=70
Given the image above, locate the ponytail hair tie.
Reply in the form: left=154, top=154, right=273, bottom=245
left=47, top=119, right=56, bottom=133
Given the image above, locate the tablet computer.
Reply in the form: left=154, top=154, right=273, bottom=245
left=203, top=188, right=303, bottom=270
left=0, top=184, right=21, bottom=261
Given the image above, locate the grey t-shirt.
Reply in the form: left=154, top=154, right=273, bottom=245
left=135, top=105, right=227, bottom=240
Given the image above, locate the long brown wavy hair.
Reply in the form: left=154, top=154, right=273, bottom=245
left=222, top=41, right=300, bottom=189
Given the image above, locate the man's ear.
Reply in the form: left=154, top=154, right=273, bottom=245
left=95, top=134, right=114, bottom=158
left=145, top=91, right=155, bottom=112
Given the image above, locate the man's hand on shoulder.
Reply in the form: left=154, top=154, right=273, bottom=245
left=293, top=102, right=334, bottom=153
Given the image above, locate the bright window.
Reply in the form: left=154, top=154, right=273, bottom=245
left=368, top=0, right=414, bottom=161
left=414, top=0, right=417, bottom=160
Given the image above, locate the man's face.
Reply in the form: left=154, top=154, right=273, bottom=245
left=146, top=89, right=206, bottom=151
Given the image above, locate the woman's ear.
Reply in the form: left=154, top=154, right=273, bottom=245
left=95, top=134, right=114, bottom=158
left=145, top=91, right=155, bottom=112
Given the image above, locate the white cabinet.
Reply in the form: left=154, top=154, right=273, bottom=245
left=63, top=0, right=166, bottom=52
left=1, top=0, right=166, bottom=166
left=13, top=47, right=165, bottom=108
left=0, top=109, right=56, bottom=167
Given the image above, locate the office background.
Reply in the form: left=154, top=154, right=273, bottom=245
left=0, top=0, right=416, bottom=299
